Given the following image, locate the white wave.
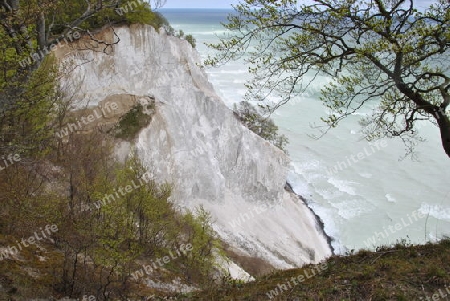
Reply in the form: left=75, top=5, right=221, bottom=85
left=351, top=112, right=369, bottom=117
left=419, top=203, right=450, bottom=221
left=315, top=188, right=345, bottom=200
left=213, top=69, right=248, bottom=74
left=286, top=172, right=342, bottom=254
left=307, top=201, right=343, bottom=253
left=385, top=194, right=397, bottom=203
left=327, top=178, right=357, bottom=196
left=359, top=173, right=373, bottom=179
left=287, top=170, right=312, bottom=197
left=189, top=30, right=230, bottom=35
left=331, top=199, right=373, bottom=220
left=292, top=160, right=322, bottom=173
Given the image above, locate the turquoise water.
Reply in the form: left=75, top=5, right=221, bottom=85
left=160, top=8, right=450, bottom=253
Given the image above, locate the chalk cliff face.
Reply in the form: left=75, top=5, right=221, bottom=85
left=58, top=24, right=332, bottom=274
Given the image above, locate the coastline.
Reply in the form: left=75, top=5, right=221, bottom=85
left=285, top=182, right=335, bottom=255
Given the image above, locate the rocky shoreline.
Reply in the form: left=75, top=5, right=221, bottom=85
left=285, top=182, right=335, bottom=255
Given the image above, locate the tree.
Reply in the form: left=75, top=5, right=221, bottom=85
left=185, top=34, right=197, bottom=48
left=207, top=0, right=450, bottom=158
left=0, top=1, right=221, bottom=298
left=0, top=0, right=121, bottom=53
left=181, top=206, right=222, bottom=285
left=0, top=0, right=122, bottom=155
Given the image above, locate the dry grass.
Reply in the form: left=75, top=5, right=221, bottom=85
left=176, top=239, right=450, bottom=301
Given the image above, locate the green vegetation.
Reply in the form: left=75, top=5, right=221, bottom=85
left=0, top=0, right=172, bottom=155
left=233, top=101, right=288, bottom=152
left=208, top=0, right=450, bottom=158
left=182, top=239, right=450, bottom=300
left=113, top=103, right=154, bottom=140
left=49, top=1, right=172, bottom=33
left=3, top=1, right=449, bottom=300
left=0, top=1, right=218, bottom=299
left=176, top=30, right=197, bottom=48
left=0, top=127, right=221, bottom=300
left=184, top=35, right=197, bottom=49
left=0, top=54, right=58, bottom=157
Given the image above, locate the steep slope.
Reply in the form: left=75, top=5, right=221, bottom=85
left=58, top=24, right=332, bottom=275
left=187, top=239, right=450, bottom=300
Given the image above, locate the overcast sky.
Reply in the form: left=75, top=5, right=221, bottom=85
left=162, top=0, right=437, bottom=9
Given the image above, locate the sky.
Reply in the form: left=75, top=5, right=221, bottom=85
left=162, top=0, right=437, bottom=9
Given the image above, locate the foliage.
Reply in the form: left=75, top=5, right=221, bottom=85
left=0, top=54, right=58, bottom=157
left=181, top=206, right=223, bottom=285
left=0, top=1, right=218, bottom=299
left=50, top=1, right=172, bottom=31
left=185, top=34, right=197, bottom=48
left=233, top=101, right=288, bottom=152
left=0, top=0, right=173, bottom=153
left=157, top=12, right=176, bottom=34
left=0, top=129, right=220, bottom=299
left=176, top=29, right=197, bottom=48
left=186, top=238, right=450, bottom=300
left=208, top=0, right=450, bottom=158
left=0, top=1, right=115, bottom=155
left=113, top=103, right=153, bottom=140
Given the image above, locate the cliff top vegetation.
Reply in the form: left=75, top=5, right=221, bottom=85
left=182, top=238, right=450, bottom=300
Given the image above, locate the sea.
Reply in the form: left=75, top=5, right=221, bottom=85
left=159, top=8, right=450, bottom=254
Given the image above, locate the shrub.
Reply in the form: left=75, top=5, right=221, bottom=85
left=54, top=2, right=174, bottom=32
left=185, top=34, right=197, bottom=48
left=233, top=101, right=288, bottom=152
left=176, top=30, right=197, bottom=48
left=181, top=206, right=223, bottom=286
left=113, top=103, right=153, bottom=140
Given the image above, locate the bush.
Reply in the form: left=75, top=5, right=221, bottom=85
left=175, top=30, right=197, bottom=48
left=233, top=101, right=288, bottom=152
left=113, top=103, right=153, bottom=140
left=53, top=2, right=175, bottom=32
left=185, top=34, right=197, bottom=48
left=123, top=7, right=172, bottom=30
left=181, top=206, right=223, bottom=286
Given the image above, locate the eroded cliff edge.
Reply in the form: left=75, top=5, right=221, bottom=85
left=57, top=24, right=332, bottom=275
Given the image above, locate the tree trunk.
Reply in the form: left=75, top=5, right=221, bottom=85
left=395, top=81, right=450, bottom=159
left=37, top=12, right=46, bottom=51
left=436, top=110, right=450, bottom=158
left=1, top=0, right=19, bottom=11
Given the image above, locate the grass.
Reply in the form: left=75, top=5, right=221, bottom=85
left=1, top=235, right=449, bottom=300
left=172, top=239, right=450, bottom=300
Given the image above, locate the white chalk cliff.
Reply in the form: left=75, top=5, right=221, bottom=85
left=58, top=24, right=332, bottom=276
